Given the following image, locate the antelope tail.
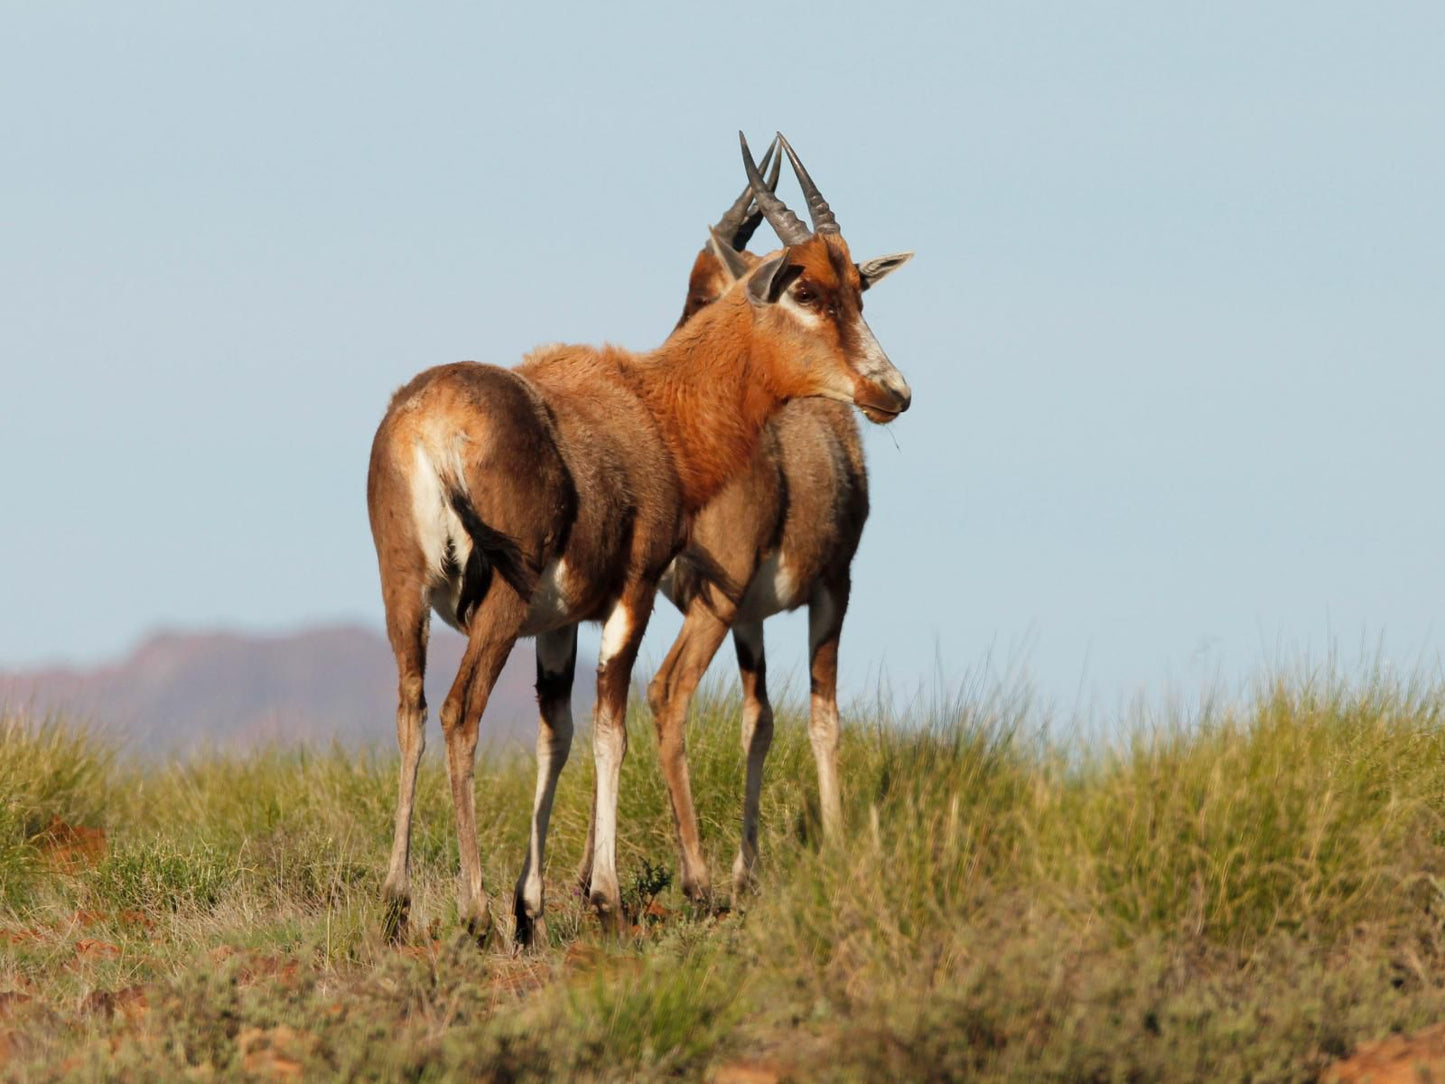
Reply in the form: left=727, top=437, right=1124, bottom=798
left=669, top=547, right=742, bottom=615
left=445, top=486, right=536, bottom=627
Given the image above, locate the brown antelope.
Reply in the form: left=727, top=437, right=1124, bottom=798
left=367, top=132, right=911, bottom=945
left=648, top=152, right=913, bottom=902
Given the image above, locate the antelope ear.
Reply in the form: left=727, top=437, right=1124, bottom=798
left=707, top=227, right=751, bottom=284
left=745, top=249, right=802, bottom=305
left=857, top=251, right=914, bottom=291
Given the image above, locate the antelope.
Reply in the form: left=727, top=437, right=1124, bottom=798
left=367, top=132, right=911, bottom=946
left=647, top=154, right=913, bottom=902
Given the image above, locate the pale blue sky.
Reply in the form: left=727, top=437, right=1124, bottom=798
left=3, top=2, right=1443, bottom=714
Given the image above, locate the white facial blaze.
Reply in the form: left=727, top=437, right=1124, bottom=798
left=777, top=291, right=855, bottom=403
left=853, top=315, right=909, bottom=401
left=777, top=290, right=823, bottom=329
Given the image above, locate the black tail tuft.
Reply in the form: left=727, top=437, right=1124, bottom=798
left=670, top=548, right=742, bottom=615
left=446, top=487, right=536, bottom=628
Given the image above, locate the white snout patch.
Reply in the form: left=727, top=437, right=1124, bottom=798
left=852, top=316, right=910, bottom=401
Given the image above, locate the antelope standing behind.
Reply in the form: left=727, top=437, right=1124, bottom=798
left=367, top=133, right=911, bottom=945
left=647, top=149, right=912, bottom=902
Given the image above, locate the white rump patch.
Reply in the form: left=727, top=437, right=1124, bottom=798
left=410, top=444, right=469, bottom=629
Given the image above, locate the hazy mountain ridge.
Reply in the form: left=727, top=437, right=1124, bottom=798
left=0, top=625, right=573, bottom=755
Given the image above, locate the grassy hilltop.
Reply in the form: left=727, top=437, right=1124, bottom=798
left=4, top=672, right=1445, bottom=1081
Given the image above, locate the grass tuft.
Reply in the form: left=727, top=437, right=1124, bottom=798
left=7, top=670, right=1445, bottom=1079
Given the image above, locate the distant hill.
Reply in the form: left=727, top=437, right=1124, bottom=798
left=0, top=625, right=589, bottom=756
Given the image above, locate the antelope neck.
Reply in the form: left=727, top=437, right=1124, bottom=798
left=632, top=299, right=785, bottom=513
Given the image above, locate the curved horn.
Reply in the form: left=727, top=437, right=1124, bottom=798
left=714, top=136, right=780, bottom=250
left=740, top=130, right=811, bottom=246
left=777, top=133, right=839, bottom=235
left=732, top=141, right=782, bottom=250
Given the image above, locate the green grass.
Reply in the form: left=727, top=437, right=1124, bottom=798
left=5, top=671, right=1445, bottom=1080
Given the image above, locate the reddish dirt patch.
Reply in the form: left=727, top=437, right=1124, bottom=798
left=0, top=993, right=31, bottom=1021
left=74, top=939, right=122, bottom=960
left=237, top=955, right=300, bottom=988
left=207, top=948, right=302, bottom=987
left=710, top=1062, right=786, bottom=1084
left=0, top=1028, right=20, bottom=1068
left=38, top=819, right=107, bottom=871
left=1325, top=1023, right=1445, bottom=1082
left=487, top=958, right=550, bottom=1002
left=394, top=939, right=443, bottom=961
left=0, top=926, right=53, bottom=947
left=238, top=1024, right=316, bottom=1080
left=81, top=984, right=149, bottom=1022
left=563, top=941, right=602, bottom=972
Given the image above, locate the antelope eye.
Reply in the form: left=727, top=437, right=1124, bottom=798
left=794, top=284, right=817, bottom=306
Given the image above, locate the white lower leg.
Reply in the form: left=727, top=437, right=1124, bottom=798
left=590, top=718, right=625, bottom=910
left=808, top=591, right=845, bottom=840
left=733, top=696, right=774, bottom=889
left=516, top=630, right=575, bottom=925
left=517, top=712, right=571, bottom=919
left=588, top=604, right=635, bottom=915
left=809, top=695, right=843, bottom=837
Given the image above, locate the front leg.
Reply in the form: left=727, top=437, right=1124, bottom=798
left=588, top=592, right=652, bottom=933
left=807, top=578, right=850, bottom=841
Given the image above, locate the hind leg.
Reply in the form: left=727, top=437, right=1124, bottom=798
left=381, top=576, right=430, bottom=941
left=439, top=587, right=528, bottom=945
left=647, top=599, right=733, bottom=903
left=513, top=625, right=577, bottom=948
left=731, top=620, right=775, bottom=894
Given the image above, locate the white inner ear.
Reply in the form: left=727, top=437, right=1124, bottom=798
left=859, top=251, right=914, bottom=285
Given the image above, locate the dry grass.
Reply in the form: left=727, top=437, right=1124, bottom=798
left=4, top=669, right=1445, bottom=1080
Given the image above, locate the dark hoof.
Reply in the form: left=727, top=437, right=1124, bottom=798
left=512, top=895, right=548, bottom=952
left=589, top=895, right=627, bottom=938
left=513, top=913, right=548, bottom=954
left=382, top=894, right=410, bottom=944
left=462, top=911, right=494, bottom=950
left=681, top=877, right=713, bottom=910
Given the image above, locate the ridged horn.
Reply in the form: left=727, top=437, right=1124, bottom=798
left=714, top=136, right=780, bottom=250
left=740, top=130, right=811, bottom=246
left=734, top=140, right=782, bottom=250
left=777, top=133, right=839, bottom=235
